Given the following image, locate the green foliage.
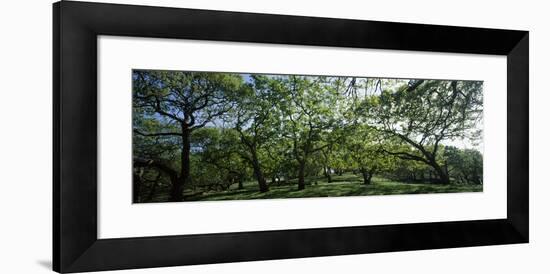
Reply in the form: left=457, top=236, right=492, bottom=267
left=342, top=125, right=390, bottom=178
left=132, top=71, right=484, bottom=202
left=133, top=70, right=246, bottom=128
left=444, top=146, right=483, bottom=184
left=357, top=79, right=483, bottom=184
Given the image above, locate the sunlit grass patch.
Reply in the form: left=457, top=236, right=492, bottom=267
left=184, top=174, right=482, bottom=202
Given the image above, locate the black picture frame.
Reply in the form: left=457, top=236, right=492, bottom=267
left=53, top=1, right=529, bottom=273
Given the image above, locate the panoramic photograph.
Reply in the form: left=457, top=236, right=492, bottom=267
left=132, top=70, right=483, bottom=203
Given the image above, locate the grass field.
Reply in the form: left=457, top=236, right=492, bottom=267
left=181, top=173, right=482, bottom=202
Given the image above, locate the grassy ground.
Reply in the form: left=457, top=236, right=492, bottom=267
left=184, top=173, right=482, bottom=202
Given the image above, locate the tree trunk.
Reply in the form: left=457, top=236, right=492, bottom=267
left=145, top=172, right=162, bottom=202
left=297, top=161, right=306, bottom=190
left=325, top=167, right=332, bottom=183
left=472, top=174, right=482, bottom=184
left=360, top=168, right=372, bottom=185
left=133, top=172, right=142, bottom=203
left=146, top=180, right=159, bottom=202
left=280, top=174, right=288, bottom=185
left=171, top=128, right=191, bottom=202
left=462, top=171, right=470, bottom=183
left=238, top=180, right=244, bottom=189
left=251, top=153, right=269, bottom=192
left=431, top=161, right=449, bottom=184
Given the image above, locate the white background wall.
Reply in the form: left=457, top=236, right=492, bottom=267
left=0, top=0, right=546, bottom=273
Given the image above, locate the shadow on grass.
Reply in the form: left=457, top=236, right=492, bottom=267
left=192, top=180, right=481, bottom=202
left=148, top=174, right=482, bottom=203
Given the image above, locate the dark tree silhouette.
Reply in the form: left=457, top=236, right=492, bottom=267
left=133, top=70, right=243, bottom=201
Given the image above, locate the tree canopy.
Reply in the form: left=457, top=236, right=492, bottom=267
left=132, top=70, right=484, bottom=203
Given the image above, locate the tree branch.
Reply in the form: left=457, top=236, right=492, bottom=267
left=381, top=148, right=430, bottom=164
left=133, top=157, right=178, bottom=179
left=134, top=129, right=182, bottom=137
